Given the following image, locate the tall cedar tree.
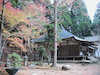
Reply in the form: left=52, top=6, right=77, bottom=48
left=71, top=0, right=91, bottom=37
left=92, top=2, right=100, bottom=35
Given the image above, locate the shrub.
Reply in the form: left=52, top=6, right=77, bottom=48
left=8, top=53, right=23, bottom=68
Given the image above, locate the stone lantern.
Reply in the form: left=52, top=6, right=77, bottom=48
left=6, top=57, right=10, bottom=67
left=24, top=55, right=28, bottom=66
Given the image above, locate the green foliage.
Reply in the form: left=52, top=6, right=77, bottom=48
left=10, top=0, right=24, bottom=8
left=37, top=45, right=45, bottom=53
left=46, top=0, right=92, bottom=38
left=92, top=2, right=100, bottom=35
left=37, top=45, right=45, bottom=55
left=37, top=45, right=46, bottom=64
left=45, top=24, right=54, bottom=42
left=58, top=7, right=72, bottom=31
left=70, top=0, right=91, bottom=37
left=8, top=53, right=23, bottom=68
left=44, top=23, right=55, bottom=53
left=0, top=62, right=2, bottom=66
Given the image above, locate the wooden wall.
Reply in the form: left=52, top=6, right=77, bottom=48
left=57, top=45, right=80, bottom=57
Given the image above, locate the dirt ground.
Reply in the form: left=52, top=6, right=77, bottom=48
left=0, top=63, right=100, bottom=75
left=17, top=63, right=100, bottom=75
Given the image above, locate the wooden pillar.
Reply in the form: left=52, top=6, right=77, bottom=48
left=79, top=42, right=80, bottom=56
left=93, top=50, right=95, bottom=57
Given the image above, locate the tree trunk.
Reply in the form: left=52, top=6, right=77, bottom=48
left=0, top=31, right=2, bottom=60
left=47, top=53, right=51, bottom=65
left=53, top=0, right=57, bottom=67
left=0, top=0, right=5, bottom=60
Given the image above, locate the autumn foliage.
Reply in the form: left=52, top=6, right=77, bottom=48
left=0, top=0, right=28, bottom=27
left=8, top=37, right=27, bottom=52
left=0, top=0, right=48, bottom=54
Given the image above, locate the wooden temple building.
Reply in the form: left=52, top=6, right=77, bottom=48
left=32, top=26, right=97, bottom=62
left=57, top=26, right=96, bottom=61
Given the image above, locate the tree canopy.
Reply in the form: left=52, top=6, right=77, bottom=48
left=0, top=0, right=95, bottom=64
left=0, top=0, right=48, bottom=54
left=91, top=2, right=100, bottom=35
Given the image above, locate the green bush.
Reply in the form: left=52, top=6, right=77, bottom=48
left=8, top=53, right=23, bottom=68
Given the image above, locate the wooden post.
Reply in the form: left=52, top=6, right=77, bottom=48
left=79, top=42, right=80, bottom=56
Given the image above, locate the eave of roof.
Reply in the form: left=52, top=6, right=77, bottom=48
left=32, top=26, right=96, bottom=44
left=84, top=35, right=100, bottom=42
